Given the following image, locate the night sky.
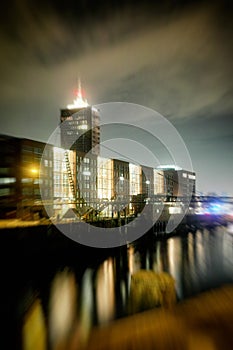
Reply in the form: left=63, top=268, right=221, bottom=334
left=0, top=0, right=232, bottom=195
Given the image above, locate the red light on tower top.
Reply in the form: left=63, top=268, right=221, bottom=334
left=74, top=88, right=79, bottom=97
left=67, top=78, right=88, bottom=109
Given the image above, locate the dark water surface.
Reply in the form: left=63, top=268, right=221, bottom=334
left=1, top=224, right=233, bottom=349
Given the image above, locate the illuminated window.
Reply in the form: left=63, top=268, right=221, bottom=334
left=0, top=177, right=16, bottom=184
left=21, top=178, right=32, bottom=183
left=129, top=164, right=141, bottom=196
left=154, top=170, right=164, bottom=194
left=97, top=157, right=113, bottom=200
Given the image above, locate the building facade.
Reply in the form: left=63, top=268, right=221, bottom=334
left=60, top=83, right=100, bottom=212
left=157, top=165, right=196, bottom=199
left=0, top=84, right=196, bottom=220
left=60, top=106, right=100, bottom=155
left=0, top=134, right=53, bottom=219
left=0, top=131, right=196, bottom=221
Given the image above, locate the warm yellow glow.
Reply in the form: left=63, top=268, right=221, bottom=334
left=31, top=168, right=38, bottom=175
left=96, top=258, right=115, bottom=325
left=154, top=170, right=164, bottom=194
left=128, top=246, right=137, bottom=274
left=97, top=157, right=113, bottom=200
left=22, top=298, right=46, bottom=350
left=49, top=270, right=77, bottom=348
left=77, top=124, right=88, bottom=130
left=129, top=163, right=141, bottom=195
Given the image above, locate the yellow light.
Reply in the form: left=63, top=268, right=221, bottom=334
left=31, top=168, right=38, bottom=175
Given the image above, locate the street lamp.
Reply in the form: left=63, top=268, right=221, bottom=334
left=30, top=167, right=39, bottom=218
left=31, top=168, right=38, bottom=175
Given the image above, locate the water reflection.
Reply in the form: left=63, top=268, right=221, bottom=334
left=96, top=258, right=115, bottom=325
left=22, top=298, right=46, bottom=350
left=168, top=238, right=182, bottom=299
left=49, top=269, right=77, bottom=349
left=20, top=227, right=233, bottom=349
left=79, top=269, right=94, bottom=345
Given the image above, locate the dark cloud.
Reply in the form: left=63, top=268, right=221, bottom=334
left=0, top=0, right=232, bottom=194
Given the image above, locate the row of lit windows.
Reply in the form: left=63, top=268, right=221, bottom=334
left=44, top=159, right=53, bottom=167
left=0, top=177, right=16, bottom=184
left=79, top=183, right=96, bottom=190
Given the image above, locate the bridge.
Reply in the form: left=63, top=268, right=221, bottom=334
left=20, top=195, right=232, bottom=229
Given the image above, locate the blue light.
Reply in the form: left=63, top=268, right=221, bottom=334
left=207, top=202, right=222, bottom=214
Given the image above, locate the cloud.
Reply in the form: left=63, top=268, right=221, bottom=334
left=0, top=2, right=231, bottom=136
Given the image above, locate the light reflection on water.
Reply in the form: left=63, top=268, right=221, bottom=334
left=96, top=258, right=115, bottom=325
left=168, top=238, right=182, bottom=299
left=21, top=226, right=233, bottom=349
left=48, top=269, right=77, bottom=348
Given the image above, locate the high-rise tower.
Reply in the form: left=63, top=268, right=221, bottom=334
left=60, top=80, right=100, bottom=210
left=60, top=79, right=100, bottom=155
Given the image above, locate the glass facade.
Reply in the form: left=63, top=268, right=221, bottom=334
left=97, top=157, right=113, bottom=200
left=53, top=147, right=76, bottom=201
left=60, top=107, right=100, bottom=155
left=113, top=160, right=129, bottom=201
left=154, top=170, right=165, bottom=195
left=129, top=164, right=142, bottom=196
left=0, top=134, right=196, bottom=220
left=141, top=166, right=154, bottom=198
left=76, top=154, right=97, bottom=209
left=97, top=157, right=114, bottom=218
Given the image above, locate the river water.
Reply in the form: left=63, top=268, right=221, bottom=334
left=2, top=224, right=233, bottom=349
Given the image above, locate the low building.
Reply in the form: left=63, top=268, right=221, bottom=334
left=0, top=134, right=53, bottom=219
left=157, top=165, right=196, bottom=199
left=0, top=133, right=196, bottom=221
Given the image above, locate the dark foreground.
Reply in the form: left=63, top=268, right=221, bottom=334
left=1, top=221, right=233, bottom=349
left=84, top=285, right=233, bottom=350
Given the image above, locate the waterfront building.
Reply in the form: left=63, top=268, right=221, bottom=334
left=0, top=134, right=53, bottom=219
left=0, top=128, right=196, bottom=221
left=157, top=165, right=196, bottom=199
left=0, top=82, right=197, bottom=221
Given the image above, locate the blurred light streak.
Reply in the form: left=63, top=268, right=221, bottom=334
left=78, top=269, right=94, bottom=346
left=48, top=269, right=77, bottom=349
left=168, top=238, right=182, bottom=299
left=96, top=258, right=115, bottom=325
left=22, top=298, right=46, bottom=350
